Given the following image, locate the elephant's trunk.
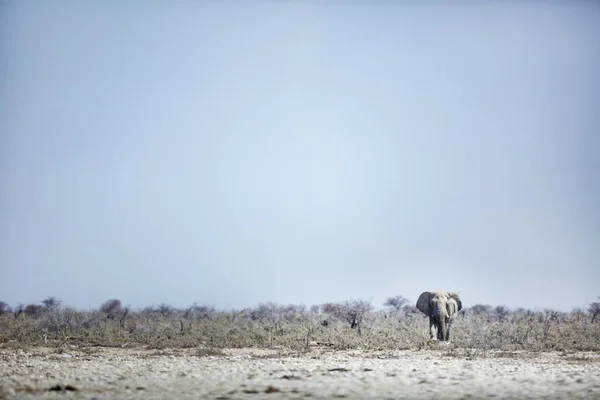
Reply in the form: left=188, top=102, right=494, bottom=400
left=440, top=315, right=447, bottom=341
left=438, top=308, right=448, bottom=341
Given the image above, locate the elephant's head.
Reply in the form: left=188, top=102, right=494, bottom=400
left=416, top=291, right=462, bottom=340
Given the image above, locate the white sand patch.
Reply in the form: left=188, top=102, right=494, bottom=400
left=1, top=347, right=599, bottom=399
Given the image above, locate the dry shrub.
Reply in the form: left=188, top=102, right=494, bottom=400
left=1, top=301, right=598, bottom=354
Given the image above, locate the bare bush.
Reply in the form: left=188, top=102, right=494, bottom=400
left=383, top=295, right=409, bottom=311
left=0, top=301, right=12, bottom=316
left=250, top=302, right=281, bottom=324
left=42, top=296, right=62, bottom=310
left=321, top=299, right=373, bottom=333
left=589, top=298, right=600, bottom=323
left=13, top=304, right=24, bottom=319
left=402, top=305, right=419, bottom=315
left=493, top=305, right=511, bottom=322
left=143, top=303, right=177, bottom=317
left=24, top=304, right=43, bottom=317
left=100, top=299, right=122, bottom=315
left=186, top=304, right=216, bottom=320
left=469, top=304, right=492, bottom=316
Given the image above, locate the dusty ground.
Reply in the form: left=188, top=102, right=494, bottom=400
left=1, top=346, right=599, bottom=399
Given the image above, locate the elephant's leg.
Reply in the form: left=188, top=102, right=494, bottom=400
left=429, top=317, right=436, bottom=340
left=432, top=318, right=443, bottom=341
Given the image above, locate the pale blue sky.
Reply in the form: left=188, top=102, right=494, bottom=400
left=1, top=1, right=599, bottom=311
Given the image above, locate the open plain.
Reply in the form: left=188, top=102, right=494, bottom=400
left=1, top=346, right=599, bottom=400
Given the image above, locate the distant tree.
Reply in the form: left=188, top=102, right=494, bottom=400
left=156, top=303, right=175, bottom=316
left=320, top=303, right=337, bottom=314
left=383, top=295, right=409, bottom=311
left=225, top=308, right=246, bottom=323
left=402, top=304, right=419, bottom=315
left=588, top=298, right=600, bottom=323
left=570, top=307, right=586, bottom=321
left=514, top=307, right=533, bottom=315
left=510, top=307, right=534, bottom=323
left=100, top=299, right=122, bottom=316
left=541, top=308, right=563, bottom=324
left=98, top=299, right=129, bottom=328
left=493, top=305, right=511, bottom=322
left=0, top=301, right=12, bottom=316
left=469, top=304, right=493, bottom=316
left=142, top=303, right=176, bottom=316
left=322, top=299, right=373, bottom=333
left=283, top=304, right=307, bottom=314
left=287, top=304, right=308, bottom=320
left=14, top=304, right=24, bottom=319
left=250, top=302, right=282, bottom=325
left=24, top=304, right=43, bottom=317
left=42, top=296, right=61, bottom=310
left=319, top=303, right=338, bottom=327
left=185, top=304, right=216, bottom=320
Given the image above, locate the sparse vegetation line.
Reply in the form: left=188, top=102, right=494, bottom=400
left=0, top=296, right=598, bottom=352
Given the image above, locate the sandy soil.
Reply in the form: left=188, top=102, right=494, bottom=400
left=1, top=346, right=599, bottom=399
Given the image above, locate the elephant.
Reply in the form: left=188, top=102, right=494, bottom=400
left=416, top=291, right=462, bottom=342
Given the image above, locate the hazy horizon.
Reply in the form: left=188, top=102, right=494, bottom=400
left=1, top=2, right=599, bottom=313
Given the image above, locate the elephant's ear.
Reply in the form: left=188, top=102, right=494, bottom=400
left=416, top=292, right=433, bottom=316
left=448, top=292, right=462, bottom=312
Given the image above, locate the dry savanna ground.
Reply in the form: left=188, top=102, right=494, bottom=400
left=1, top=301, right=599, bottom=399
left=1, top=346, right=600, bottom=400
